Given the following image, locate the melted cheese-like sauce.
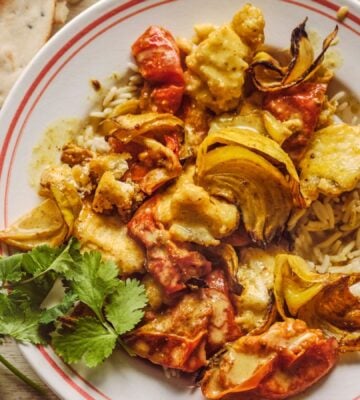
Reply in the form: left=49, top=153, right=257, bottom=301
left=28, top=118, right=80, bottom=189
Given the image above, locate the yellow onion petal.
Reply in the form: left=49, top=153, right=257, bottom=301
left=249, top=19, right=338, bottom=92
left=298, top=274, right=360, bottom=351
left=0, top=199, right=68, bottom=250
left=197, top=145, right=293, bottom=243
left=196, top=128, right=304, bottom=207
left=40, top=166, right=82, bottom=237
left=99, top=112, right=184, bottom=143
left=274, top=254, right=331, bottom=319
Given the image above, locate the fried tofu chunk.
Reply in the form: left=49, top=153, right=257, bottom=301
left=92, top=171, right=139, bottom=221
left=231, top=3, right=265, bottom=50
left=299, top=124, right=360, bottom=203
left=156, top=166, right=239, bottom=246
left=185, top=4, right=264, bottom=113
left=185, top=25, right=249, bottom=113
left=74, top=202, right=145, bottom=275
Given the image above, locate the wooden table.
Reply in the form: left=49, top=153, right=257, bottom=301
left=0, top=4, right=99, bottom=399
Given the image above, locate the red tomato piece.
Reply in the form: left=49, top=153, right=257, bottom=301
left=151, top=84, right=185, bottom=114
left=128, top=197, right=212, bottom=294
left=264, top=82, right=327, bottom=160
left=132, top=25, right=184, bottom=85
left=132, top=26, right=185, bottom=113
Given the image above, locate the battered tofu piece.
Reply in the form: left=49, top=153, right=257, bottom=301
left=89, top=153, right=130, bottom=180
left=185, top=25, right=249, bottom=113
left=299, top=124, right=360, bottom=203
left=185, top=4, right=265, bottom=113
left=233, top=247, right=281, bottom=333
left=74, top=203, right=145, bottom=275
left=92, top=171, right=137, bottom=221
left=231, top=3, right=265, bottom=50
left=156, top=166, right=239, bottom=246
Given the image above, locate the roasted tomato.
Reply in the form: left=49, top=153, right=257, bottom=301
left=132, top=25, right=185, bottom=113
left=128, top=196, right=211, bottom=294
left=125, top=282, right=241, bottom=372
left=125, top=292, right=211, bottom=372
left=201, top=319, right=338, bottom=400
left=263, top=82, right=327, bottom=162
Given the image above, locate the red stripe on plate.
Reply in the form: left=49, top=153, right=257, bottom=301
left=312, top=0, right=360, bottom=25
left=1, top=1, right=176, bottom=399
left=2, top=0, right=359, bottom=399
left=38, top=346, right=97, bottom=400
left=0, top=0, right=144, bottom=187
left=282, top=0, right=360, bottom=35
left=3, top=0, right=177, bottom=226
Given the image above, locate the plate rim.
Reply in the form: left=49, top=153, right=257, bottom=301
left=0, top=0, right=358, bottom=399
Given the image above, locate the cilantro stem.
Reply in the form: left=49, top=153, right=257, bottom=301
left=0, top=353, right=45, bottom=394
left=117, top=337, right=136, bottom=357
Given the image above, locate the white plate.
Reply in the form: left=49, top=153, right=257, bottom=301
left=0, top=0, right=359, bottom=399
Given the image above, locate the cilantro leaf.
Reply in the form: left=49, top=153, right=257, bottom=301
left=14, top=273, right=57, bottom=308
left=0, top=253, right=25, bottom=283
left=40, top=291, right=78, bottom=324
left=0, top=293, right=44, bottom=344
left=22, top=238, right=79, bottom=279
left=105, top=279, right=148, bottom=335
left=68, top=251, right=119, bottom=321
left=51, top=317, right=117, bottom=367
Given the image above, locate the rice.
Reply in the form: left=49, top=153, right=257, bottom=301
left=290, top=184, right=360, bottom=273
left=76, top=67, right=143, bottom=152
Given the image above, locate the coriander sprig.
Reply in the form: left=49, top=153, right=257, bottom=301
left=0, top=238, right=148, bottom=369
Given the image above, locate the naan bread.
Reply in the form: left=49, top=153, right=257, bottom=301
left=0, top=0, right=56, bottom=106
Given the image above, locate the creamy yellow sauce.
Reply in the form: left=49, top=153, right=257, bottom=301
left=28, top=118, right=81, bottom=189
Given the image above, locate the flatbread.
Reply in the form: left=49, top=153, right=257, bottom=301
left=0, top=0, right=56, bottom=106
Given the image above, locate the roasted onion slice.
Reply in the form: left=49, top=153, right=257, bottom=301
left=249, top=19, right=338, bottom=92
left=99, top=112, right=184, bottom=143
left=0, top=199, right=68, bottom=250
left=298, top=275, right=360, bottom=351
left=196, top=144, right=293, bottom=243
left=274, top=254, right=331, bottom=319
left=195, top=129, right=304, bottom=243
left=274, top=254, right=360, bottom=351
left=196, top=129, right=303, bottom=205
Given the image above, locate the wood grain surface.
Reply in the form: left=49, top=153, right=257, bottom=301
left=0, top=1, right=99, bottom=399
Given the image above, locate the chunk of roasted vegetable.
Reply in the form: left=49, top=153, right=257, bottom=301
left=249, top=19, right=337, bottom=92
left=128, top=196, right=212, bottom=294
left=299, top=123, right=360, bottom=204
left=201, top=319, right=338, bottom=400
left=102, top=113, right=183, bottom=195
left=274, top=254, right=331, bottom=319
left=131, top=25, right=185, bottom=114
left=0, top=199, right=68, bottom=250
left=263, top=82, right=328, bottom=162
left=155, top=166, right=239, bottom=246
left=298, top=275, right=360, bottom=352
left=125, top=281, right=241, bottom=372
left=195, top=129, right=304, bottom=243
left=185, top=4, right=264, bottom=113
left=74, top=202, right=145, bottom=275
left=125, top=292, right=210, bottom=372
left=39, top=165, right=83, bottom=236
left=231, top=247, right=282, bottom=334
left=99, top=112, right=184, bottom=142
left=274, top=254, right=360, bottom=351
